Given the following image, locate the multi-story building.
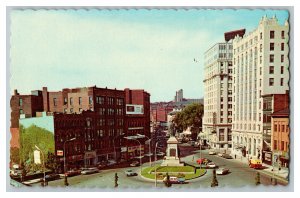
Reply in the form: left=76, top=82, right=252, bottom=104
left=271, top=107, right=289, bottom=168
left=231, top=16, right=289, bottom=160
left=10, top=86, right=150, bottom=170
left=203, top=41, right=234, bottom=151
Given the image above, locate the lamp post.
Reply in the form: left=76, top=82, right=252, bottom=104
left=137, top=134, right=152, bottom=167
left=63, top=137, right=76, bottom=186
left=199, top=134, right=202, bottom=169
left=35, top=145, right=45, bottom=186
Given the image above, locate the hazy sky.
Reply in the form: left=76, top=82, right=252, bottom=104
left=10, top=9, right=289, bottom=102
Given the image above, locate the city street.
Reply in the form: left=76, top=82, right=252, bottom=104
left=30, top=146, right=287, bottom=189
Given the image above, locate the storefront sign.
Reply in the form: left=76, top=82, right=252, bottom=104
left=57, top=150, right=63, bottom=156
left=34, top=150, right=41, bottom=164
left=126, top=104, right=144, bottom=115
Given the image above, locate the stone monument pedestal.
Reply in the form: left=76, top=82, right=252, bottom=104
left=161, top=136, right=184, bottom=167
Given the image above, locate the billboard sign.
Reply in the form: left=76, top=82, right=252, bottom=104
left=34, top=150, right=41, bottom=164
left=126, top=105, right=144, bottom=115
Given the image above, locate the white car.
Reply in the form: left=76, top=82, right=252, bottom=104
left=216, top=168, right=229, bottom=175
left=156, top=152, right=165, bottom=156
left=217, top=153, right=224, bottom=157
left=209, top=151, right=216, bottom=155
left=81, top=168, right=99, bottom=175
left=206, top=162, right=217, bottom=169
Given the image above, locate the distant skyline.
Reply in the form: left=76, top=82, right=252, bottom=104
left=10, top=9, right=289, bottom=102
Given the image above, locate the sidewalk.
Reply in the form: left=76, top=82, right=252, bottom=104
left=231, top=155, right=289, bottom=182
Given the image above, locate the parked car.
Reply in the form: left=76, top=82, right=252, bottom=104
left=65, top=169, right=81, bottom=177
left=217, top=153, right=224, bottom=157
left=156, top=152, right=165, bottom=157
left=125, top=169, right=138, bottom=177
left=44, top=173, right=61, bottom=181
left=196, top=158, right=211, bottom=165
left=206, top=162, right=217, bottom=169
left=81, top=168, right=99, bottom=175
left=249, top=159, right=263, bottom=169
left=216, top=168, right=229, bottom=175
left=209, top=151, right=217, bottom=155
left=130, top=161, right=140, bottom=167
left=107, top=160, right=117, bottom=166
left=163, top=176, right=185, bottom=184
left=97, top=161, right=108, bottom=169
left=222, top=154, right=233, bottom=159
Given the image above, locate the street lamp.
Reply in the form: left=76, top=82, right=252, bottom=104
left=63, top=137, right=76, bottom=186
left=137, top=134, right=152, bottom=167
left=35, top=145, right=45, bottom=186
left=113, top=133, right=125, bottom=163
left=124, top=137, right=142, bottom=173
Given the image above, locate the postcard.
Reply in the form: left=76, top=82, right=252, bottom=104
left=8, top=8, right=292, bottom=191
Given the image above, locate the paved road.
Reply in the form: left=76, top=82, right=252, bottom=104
left=31, top=147, right=287, bottom=189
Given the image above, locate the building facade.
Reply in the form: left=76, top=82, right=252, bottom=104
left=11, top=86, right=150, bottom=170
left=231, top=16, right=289, bottom=160
left=203, top=42, right=233, bottom=151
left=271, top=108, right=289, bottom=168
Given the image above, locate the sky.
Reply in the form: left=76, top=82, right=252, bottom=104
left=9, top=9, right=289, bottom=102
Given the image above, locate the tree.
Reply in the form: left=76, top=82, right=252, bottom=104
left=18, top=124, right=55, bottom=173
left=10, top=147, right=20, bottom=165
left=46, top=152, right=60, bottom=173
left=172, top=103, right=204, bottom=140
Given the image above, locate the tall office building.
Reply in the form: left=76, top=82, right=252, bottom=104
left=231, top=16, right=289, bottom=161
left=202, top=41, right=233, bottom=150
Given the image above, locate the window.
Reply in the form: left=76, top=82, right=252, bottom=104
left=228, top=104, right=232, bottom=109
left=281, top=31, right=285, bottom=39
left=280, top=78, right=284, bottom=86
left=281, top=66, right=284, bottom=74
left=20, top=109, right=23, bottom=114
left=220, top=104, right=223, bottom=109
left=96, top=96, right=105, bottom=104
left=19, top=98, right=23, bottom=106
left=79, top=108, right=82, bottom=112
left=64, top=97, right=67, bottom=105
left=260, top=56, right=262, bottom=64
left=53, top=98, right=57, bottom=106
left=273, top=140, right=277, bottom=150
left=79, top=97, right=82, bottom=105
left=281, top=43, right=284, bottom=51
left=260, top=44, right=262, bottom=52
left=220, top=97, right=223, bottom=102
left=228, top=90, right=232, bottom=95
left=281, top=125, right=285, bottom=132
left=269, top=54, right=274, bottom=63
left=89, top=96, right=93, bottom=105
left=228, top=97, right=232, bottom=102
left=219, top=129, right=225, bottom=141
left=270, top=43, right=274, bottom=51
left=270, top=30, right=275, bottom=39
left=281, top=55, right=284, bottom=63
left=220, top=111, right=223, bottom=116
left=269, top=78, right=274, bottom=86
left=228, top=69, right=232, bottom=74
left=269, top=66, right=274, bottom=74
left=260, top=32, right=262, bottom=40
left=274, top=124, right=277, bottom=132
left=220, top=118, right=223, bottom=123
left=70, top=97, right=73, bottom=105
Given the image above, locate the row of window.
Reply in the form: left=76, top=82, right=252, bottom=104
left=273, top=140, right=288, bottom=152
left=53, top=96, right=125, bottom=107
left=269, top=66, right=285, bottom=74
left=269, top=78, right=285, bottom=86
left=274, top=123, right=289, bottom=133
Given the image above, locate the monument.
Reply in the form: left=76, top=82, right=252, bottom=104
left=161, top=136, right=184, bottom=166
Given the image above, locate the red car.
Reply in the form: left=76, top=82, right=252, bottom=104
left=196, top=158, right=211, bottom=165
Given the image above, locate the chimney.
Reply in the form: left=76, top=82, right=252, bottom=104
left=14, top=89, right=19, bottom=96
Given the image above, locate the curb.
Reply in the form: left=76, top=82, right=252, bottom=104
left=258, top=170, right=289, bottom=184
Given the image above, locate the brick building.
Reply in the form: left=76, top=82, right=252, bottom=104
left=10, top=86, right=150, bottom=170
left=271, top=108, right=289, bottom=168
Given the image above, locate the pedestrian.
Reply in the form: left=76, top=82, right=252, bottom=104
left=192, top=156, right=194, bottom=161
left=235, top=154, right=236, bottom=159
